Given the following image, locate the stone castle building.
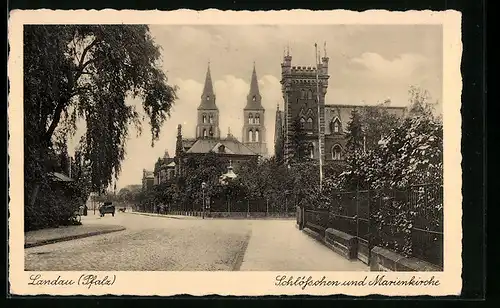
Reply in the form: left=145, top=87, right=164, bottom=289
left=276, top=49, right=406, bottom=163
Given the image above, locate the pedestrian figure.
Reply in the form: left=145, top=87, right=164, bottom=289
left=83, top=204, right=88, bottom=216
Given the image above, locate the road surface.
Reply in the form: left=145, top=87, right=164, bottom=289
left=25, top=212, right=368, bottom=271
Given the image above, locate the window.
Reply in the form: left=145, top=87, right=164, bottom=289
left=248, top=114, right=253, bottom=124
left=308, top=89, right=313, bottom=99
left=202, top=114, right=207, bottom=124
left=255, top=114, right=260, bottom=124
left=334, top=121, right=340, bottom=133
left=209, top=127, right=213, bottom=137
left=206, top=96, right=210, bottom=101
left=300, top=117, right=306, bottom=129
left=218, top=145, right=225, bottom=153
left=248, top=129, right=253, bottom=142
left=309, top=143, right=314, bottom=159
left=332, top=145, right=342, bottom=160
left=307, top=117, right=313, bottom=130
left=209, top=114, right=214, bottom=124
left=301, top=89, right=306, bottom=99
left=255, top=129, right=260, bottom=142
left=330, top=118, right=341, bottom=134
left=203, top=129, right=207, bottom=138
left=252, top=96, right=256, bottom=102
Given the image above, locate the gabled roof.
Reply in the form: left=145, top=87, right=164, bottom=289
left=186, top=137, right=258, bottom=156
left=182, top=138, right=197, bottom=149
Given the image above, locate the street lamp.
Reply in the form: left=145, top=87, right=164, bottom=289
left=202, top=182, right=207, bottom=219
left=220, top=161, right=238, bottom=215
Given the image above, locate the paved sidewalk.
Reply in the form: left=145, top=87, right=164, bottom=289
left=240, top=220, right=369, bottom=271
left=128, top=211, right=201, bottom=220
left=25, top=224, right=126, bottom=248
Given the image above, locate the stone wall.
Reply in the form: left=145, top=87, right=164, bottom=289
left=370, top=246, right=443, bottom=272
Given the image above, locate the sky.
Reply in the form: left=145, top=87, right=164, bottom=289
left=67, top=25, right=443, bottom=190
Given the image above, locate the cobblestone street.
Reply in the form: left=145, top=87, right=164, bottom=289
left=25, top=212, right=368, bottom=271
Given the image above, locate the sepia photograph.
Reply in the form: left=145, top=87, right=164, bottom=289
left=9, top=9, right=462, bottom=296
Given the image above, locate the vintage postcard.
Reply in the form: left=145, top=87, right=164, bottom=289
left=8, top=9, right=462, bottom=296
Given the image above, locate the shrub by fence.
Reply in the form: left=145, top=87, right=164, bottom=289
left=302, top=184, right=443, bottom=267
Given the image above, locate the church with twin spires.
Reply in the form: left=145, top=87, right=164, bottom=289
left=147, top=63, right=268, bottom=187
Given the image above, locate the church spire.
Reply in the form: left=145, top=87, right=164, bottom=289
left=198, top=62, right=217, bottom=110
left=245, top=62, right=263, bottom=110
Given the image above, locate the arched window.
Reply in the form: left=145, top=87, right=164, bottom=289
left=209, top=114, right=214, bottom=124
left=307, top=117, right=313, bottom=130
left=332, top=145, right=342, bottom=160
left=308, top=89, right=313, bottom=99
left=252, top=96, right=256, bottom=102
left=300, top=117, right=306, bottom=129
left=255, top=114, right=260, bottom=124
left=248, top=114, right=253, bottom=124
left=333, top=119, right=341, bottom=133
left=202, top=114, right=207, bottom=124
left=309, top=143, right=314, bottom=159
left=255, top=129, right=260, bottom=142
left=206, top=95, right=210, bottom=101
left=301, top=89, right=306, bottom=99
left=203, top=129, right=207, bottom=138
left=209, top=127, right=213, bottom=137
left=248, top=129, right=253, bottom=142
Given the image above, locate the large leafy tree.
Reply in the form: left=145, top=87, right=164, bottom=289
left=24, top=25, right=178, bottom=204
left=359, top=101, right=401, bottom=151
left=289, top=116, right=310, bottom=162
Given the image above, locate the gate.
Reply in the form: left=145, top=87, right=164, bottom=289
left=356, top=191, right=371, bottom=264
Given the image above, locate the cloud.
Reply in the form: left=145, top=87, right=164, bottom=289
left=349, top=52, right=428, bottom=79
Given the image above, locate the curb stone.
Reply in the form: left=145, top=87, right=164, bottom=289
left=25, top=226, right=126, bottom=248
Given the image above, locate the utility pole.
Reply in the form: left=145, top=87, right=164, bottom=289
left=315, top=43, right=324, bottom=192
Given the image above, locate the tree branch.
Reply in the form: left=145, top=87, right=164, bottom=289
left=44, top=96, right=70, bottom=144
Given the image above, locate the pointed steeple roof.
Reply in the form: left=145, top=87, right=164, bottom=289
left=245, top=62, right=264, bottom=110
left=198, top=63, right=218, bottom=110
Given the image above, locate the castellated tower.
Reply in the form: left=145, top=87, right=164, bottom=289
left=242, top=63, right=268, bottom=156
left=196, top=63, right=221, bottom=139
left=280, top=48, right=329, bottom=162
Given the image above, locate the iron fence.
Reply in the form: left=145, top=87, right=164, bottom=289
left=302, top=184, right=443, bottom=267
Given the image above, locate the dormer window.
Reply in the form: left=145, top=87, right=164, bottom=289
left=334, top=121, right=341, bottom=133
left=206, top=96, right=210, bottom=101
left=218, top=145, right=225, bottom=153
left=330, top=118, right=342, bottom=134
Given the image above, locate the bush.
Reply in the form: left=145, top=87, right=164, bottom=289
left=24, top=181, right=82, bottom=231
